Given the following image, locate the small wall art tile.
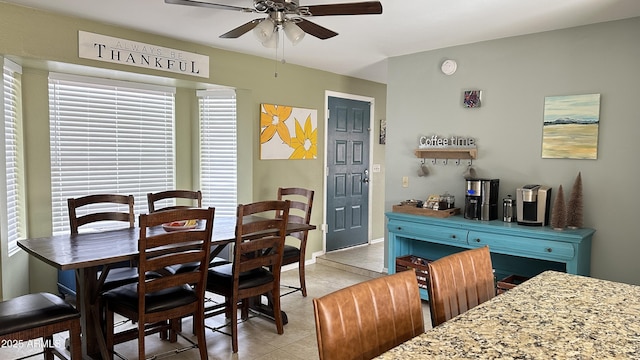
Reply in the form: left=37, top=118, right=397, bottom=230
left=463, top=90, right=482, bottom=108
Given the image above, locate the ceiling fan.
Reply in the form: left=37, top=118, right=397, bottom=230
left=165, top=0, right=383, bottom=47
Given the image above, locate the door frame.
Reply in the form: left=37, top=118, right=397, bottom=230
left=323, top=90, right=375, bottom=253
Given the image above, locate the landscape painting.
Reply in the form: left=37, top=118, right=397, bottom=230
left=260, top=103, right=317, bottom=160
left=542, top=94, right=600, bottom=159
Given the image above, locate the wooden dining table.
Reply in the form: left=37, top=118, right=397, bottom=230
left=377, top=270, right=640, bottom=359
left=17, top=216, right=315, bottom=360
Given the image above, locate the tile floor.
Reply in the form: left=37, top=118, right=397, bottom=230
left=1, top=243, right=431, bottom=360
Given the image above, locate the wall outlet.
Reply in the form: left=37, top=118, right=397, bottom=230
left=402, top=176, right=409, bottom=188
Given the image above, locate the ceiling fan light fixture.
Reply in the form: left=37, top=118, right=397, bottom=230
left=284, top=22, right=305, bottom=45
left=261, top=28, right=280, bottom=48
left=253, top=18, right=275, bottom=43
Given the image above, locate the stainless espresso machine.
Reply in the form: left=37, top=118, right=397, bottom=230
left=465, top=179, right=500, bottom=220
left=516, top=184, right=552, bottom=226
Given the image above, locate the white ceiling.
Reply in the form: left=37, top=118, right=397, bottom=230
left=4, top=0, right=640, bottom=83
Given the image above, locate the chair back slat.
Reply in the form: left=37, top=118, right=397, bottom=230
left=144, top=271, right=202, bottom=294
left=147, top=190, right=202, bottom=213
left=145, top=250, right=205, bottom=273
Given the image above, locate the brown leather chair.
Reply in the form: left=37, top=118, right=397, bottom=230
left=313, top=270, right=424, bottom=360
left=146, top=189, right=202, bottom=213
left=205, top=200, right=290, bottom=353
left=0, top=292, right=82, bottom=359
left=67, top=194, right=139, bottom=293
left=102, top=207, right=215, bottom=360
left=277, top=187, right=314, bottom=296
left=427, top=246, right=495, bottom=328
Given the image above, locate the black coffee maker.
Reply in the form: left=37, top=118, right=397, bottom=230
left=464, top=179, right=500, bottom=220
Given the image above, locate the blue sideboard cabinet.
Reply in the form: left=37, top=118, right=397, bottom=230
left=386, top=212, right=595, bottom=300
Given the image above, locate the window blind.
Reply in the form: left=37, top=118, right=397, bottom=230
left=49, top=73, right=175, bottom=234
left=198, top=89, right=237, bottom=218
left=2, top=59, right=24, bottom=254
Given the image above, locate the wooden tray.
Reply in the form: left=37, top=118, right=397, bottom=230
left=396, top=255, right=431, bottom=289
left=392, top=204, right=460, bottom=218
left=496, top=274, right=530, bottom=294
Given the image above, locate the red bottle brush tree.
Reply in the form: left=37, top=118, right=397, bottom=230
left=551, top=184, right=566, bottom=230
left=566, top=172, right=583, bottom=229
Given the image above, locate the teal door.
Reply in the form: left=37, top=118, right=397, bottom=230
left=326, top=96, right=370, bottom=251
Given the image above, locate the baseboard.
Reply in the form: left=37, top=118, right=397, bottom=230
left=281, top=250, right=322, bottom=272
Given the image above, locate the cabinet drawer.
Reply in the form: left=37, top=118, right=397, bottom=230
left=468, top=231, right=575, bottom=261
left=389, top=221, right=467, bottom=245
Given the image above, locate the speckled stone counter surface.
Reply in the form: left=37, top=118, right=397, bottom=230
left=377, top=271, right=640, bottom=359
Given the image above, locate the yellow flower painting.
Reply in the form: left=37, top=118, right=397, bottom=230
left=260, top=103, right=317, bottom=160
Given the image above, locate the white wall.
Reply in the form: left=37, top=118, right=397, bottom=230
left=385, top=17, right=640, bottom=284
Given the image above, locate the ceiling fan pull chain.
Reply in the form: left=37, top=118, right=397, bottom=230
left=281, top=30, right=287, bottom=64
left=274, top=43, right=279, bottom=78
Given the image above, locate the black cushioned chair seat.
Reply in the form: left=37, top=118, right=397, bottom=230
left=102, top=284, right=197, bottom=314
left=283, top=245, right=300, bottom=258
left=207, top=263, right=274, bottom=290
left=167, top=256, right=230, bottom=275
left=0, top=292, right=80, bottom=336
left=99, top=267, right=142, bottom=292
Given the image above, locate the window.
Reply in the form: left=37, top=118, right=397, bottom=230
left=49, top=73, right=175, bottom=234
left=1, top=58, right=25, bottom=254
left=198, top=90, right=237, bottom=217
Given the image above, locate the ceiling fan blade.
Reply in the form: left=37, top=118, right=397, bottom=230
left=305, top=1, right=382, bottom=16
left=296, top=19, right=338, bottom=40
left=219, top=19, right=263, bottom=38
left=164, top=0, right=254, bottom=13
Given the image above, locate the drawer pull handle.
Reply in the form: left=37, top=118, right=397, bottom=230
left=546, top=247, right=553, bottom=252
left=397, top=226, right=403, bottom=231
left=475, top=238, right=481, bottom=243
left=451, top=235, right=457, bottom=239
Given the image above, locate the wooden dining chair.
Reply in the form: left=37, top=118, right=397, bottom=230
left=426, top=246, right=495, bottom=327
left=67, top=194, right=139, bottom=293
left=313, top=270, right=424, bottom=360
left=276, top=187, right=314, bottom=297
left=0, top=292, right=82, bottom=360
left=205, top=200, right=290, bottom=353
left=148, top=189, right=228, bottom=274
left=147, top=189, right=202, bottom=213
left=102, top=207, right=215, bottom=360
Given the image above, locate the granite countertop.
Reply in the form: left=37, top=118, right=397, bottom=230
left=377, top=271, right=640, bottom=359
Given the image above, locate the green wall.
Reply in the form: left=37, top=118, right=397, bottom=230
left=386, top=17, right=640, bottom=285
left=0, top=2, right=387, bottom=296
